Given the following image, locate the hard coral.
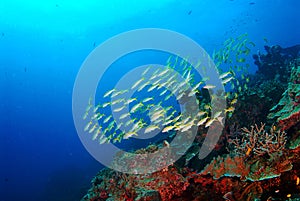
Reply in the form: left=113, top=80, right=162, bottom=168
left=253, top=45, right=299, bottom=82
left=201, top=123, right=291, bottom=181
left=268, top=58, right=300, bottom=131
left=142, top=167, right=189, bottom=201
left=229, top=123, right=286, bottom=158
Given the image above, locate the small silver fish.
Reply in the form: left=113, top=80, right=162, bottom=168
left=84, top=121, right=93, bottom=131
left=103, top=115, right=112, bottom=123
left=82, top=111, right=89, bottom=120
left=160, top=89, right=169, bottom=96
left=131, top=77, right=145, bottom=89
left=93, top=104, right=102, bottom=113
left=213, top=111, right=222, bottom=119
left=147, top=84, right=157, bottom=92
left=111, top=99, right=124, bottom=105
left=197, top=117, right=209, bottom=126
left=142, top=97, right=154, bottom=103
left=111, top=90, right=128, bottom=98
left=92, top=127, right=102, bottom=140
left=119, top=113, right=130, bottom=120
left=203, top=84, right=216, bottom=89
left=162, top=125, right=175, bottom=133
left=125, top=98, right=137, bottom=105
left=99, top=136, right=109, bottom=144
left=205, top=118, right=215, bottom=128
left=157, top=68, right=170, bottom=77
left=130, top=102, right=144, bottom=113
left=181, top=122, right=194, bottom=132
left=222, top=76, right=234, bottom=85
left=164, top=93, right=173, bottom=101
left=137, top=81, right=150, bottom=92
left=142, top=66, right=151, bottom=76
left=123, top=131, right=138, bottom=139
left=113, top=105, right=125, bottom=112
left=89, top=124, right=98, bottom=133
left=144, top=125, right=160, bottom=133
left=219, top=71, right=231, bottom=79
left=103, top=89, right=116, bottom=98
left=102, top=102, right=111, bottom=108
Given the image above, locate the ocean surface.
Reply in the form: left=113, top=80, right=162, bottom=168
left=1, top=0, right=299, bottom=200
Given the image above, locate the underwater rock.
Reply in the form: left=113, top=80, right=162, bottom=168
left=253, top=45, right=300, bottom=82
left=227, top=78, right=285, bottom=128
left=281, top=45, right=300, bottom=58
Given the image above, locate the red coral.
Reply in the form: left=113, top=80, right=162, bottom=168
left=143, top=167, right=189, bottom=201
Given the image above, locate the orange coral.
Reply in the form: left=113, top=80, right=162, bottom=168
left=200, top=154, right=250, bottom=180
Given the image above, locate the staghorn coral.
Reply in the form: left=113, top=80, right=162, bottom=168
left=229, top=123, right=287, bottom=158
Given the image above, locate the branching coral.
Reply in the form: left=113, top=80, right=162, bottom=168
left=229, top=123, right=286, bottom=159
left=201, top=123, right=291, bottom=181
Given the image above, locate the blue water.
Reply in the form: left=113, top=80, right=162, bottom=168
left=1, top=0, right=299, bottom=200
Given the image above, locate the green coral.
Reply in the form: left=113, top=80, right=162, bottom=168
left=268, top=59, right=300, bottom=131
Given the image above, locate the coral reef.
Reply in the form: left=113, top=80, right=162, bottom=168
left=81, top=44, right=300, bottom=200
left=81, top=166, right=190, bottom=201
left=253, top=45, right=300, bottom=82
left=201, top=123, right=291, bottom=181
left=268, top=58, right=300, bottom=150
left=226, top=79, right=285, bottom=128
left=268, top=58, right=300, bottom=131
left=82, top=143, right=300, bottom=201
left=229, top=123, right=286, bottom=158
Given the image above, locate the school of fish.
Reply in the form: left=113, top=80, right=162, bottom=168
left=82, top=33, right=254, bottom=144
